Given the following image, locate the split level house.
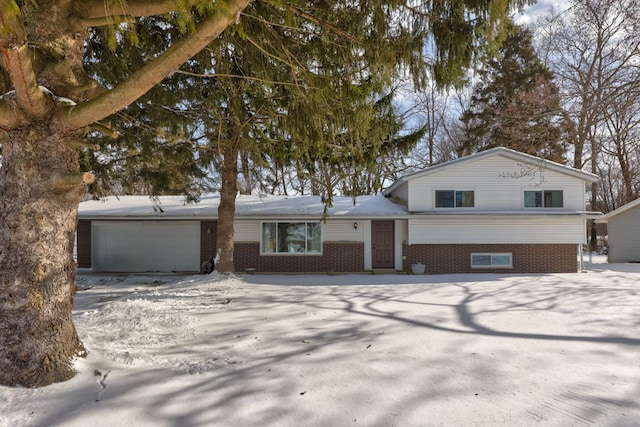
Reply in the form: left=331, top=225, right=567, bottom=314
left=77, top=147, right=601, bottom=274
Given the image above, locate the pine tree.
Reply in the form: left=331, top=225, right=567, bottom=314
left=460, top=24, right=569, bottom=162
left=1, top=0, right=530, bottom=387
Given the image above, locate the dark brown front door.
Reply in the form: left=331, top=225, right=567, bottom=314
left=372, top=220, right=395, bottom=269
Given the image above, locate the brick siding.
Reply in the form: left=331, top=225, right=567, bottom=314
left=200, top=221, right=217, bottom=266
left=79, top=219, right=576, bottom=274
left=403, top=243, right=577, bottom=274
left=76, top=220, right=91, bottom=268
left=234, top=241, right=365, bottom=273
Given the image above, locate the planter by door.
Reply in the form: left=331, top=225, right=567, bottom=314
left=412, top=263, right=425, bottom=274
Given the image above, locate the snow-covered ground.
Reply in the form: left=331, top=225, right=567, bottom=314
left=3, top=255, right=640, bottom=426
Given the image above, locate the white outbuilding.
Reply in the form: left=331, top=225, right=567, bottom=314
left=596, top=198, right=640, bottom=263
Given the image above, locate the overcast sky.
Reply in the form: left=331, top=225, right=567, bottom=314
left=516, top=0, right=571, bottom=25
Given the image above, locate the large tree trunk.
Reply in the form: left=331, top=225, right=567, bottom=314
left=0, top=127, right=86, bottom=387
left=0, top=0, right=251, bottom=388
left=216, top=143, right=239, bottom=273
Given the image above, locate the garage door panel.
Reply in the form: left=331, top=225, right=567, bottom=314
left=93, top=221, right=200, bottom=272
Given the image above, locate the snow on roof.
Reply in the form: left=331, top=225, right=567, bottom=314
left=78, top=194, right=409, bottom=219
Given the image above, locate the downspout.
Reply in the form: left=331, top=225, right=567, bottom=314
left=578, top=242, right=584, bottom=272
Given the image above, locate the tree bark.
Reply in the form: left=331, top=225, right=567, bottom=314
left=216, top=143, right=238, bottom=273
left=0, top=0, right=253, bottom=387
left=0, top=127, right=86, bottom=387
left=240, top=153, right=252, bottom=194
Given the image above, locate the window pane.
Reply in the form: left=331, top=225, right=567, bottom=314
left=491, top=255, right=511, bottom=266
left=456, top=191, right=474, bottom=207
left=524, top=191, right=542, bottom=207
left=306, top=222, right=321, bottom=253
left=545, top=191, right=563, bottom=208
left=278, top=222, right=306, bottom=253
left=436, top=190, right=454, bottom=207
left=472, top=255, right=491, bottom=266
left=472, top=253, right=512, bottom=268
left=262, top=223, right=276, bottom=253
left=277, top=222, right=291, bottom=252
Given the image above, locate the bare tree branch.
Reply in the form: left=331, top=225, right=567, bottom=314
left=56, top=0, right=253, bottom=131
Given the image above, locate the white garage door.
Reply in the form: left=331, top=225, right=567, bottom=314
left=92, top=221, right=200, bottom=272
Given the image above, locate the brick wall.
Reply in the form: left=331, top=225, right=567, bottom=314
left=76, top=220, right=91, bottom=268
left=78, top=219, right=576, bottom=275
left=403, top=243, right=577, bottom=274
left=234, top=241, right=365, bottom=273
left=200, top=221, right=217, bottom=266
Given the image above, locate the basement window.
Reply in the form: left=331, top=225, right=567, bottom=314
left=471, top=253, right=513, bottom=269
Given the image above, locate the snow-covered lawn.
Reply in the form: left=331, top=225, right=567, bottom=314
left=3, top=257, right=640, bottom=426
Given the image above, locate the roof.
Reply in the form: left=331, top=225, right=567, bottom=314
left=78, top=194, right=410, bottom=220
left=383, top=147, right=600, bottom=195
left=596, top=197, right=640, bottom=223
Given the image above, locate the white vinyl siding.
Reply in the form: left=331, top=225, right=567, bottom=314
left=407, top=216, right=585, bottom=244
left=232, top=219, right=366, bottom=243
left=607, top=208, right=640, bottom=263
left=391, top=182, right=409, bottom=207
left=92, top=221, right=200, bottom=272
left=322, top=220, right=365, bottom=242
left=234, top=220, right=260, bottom=242
left=407, top=156, right=586, bottom=212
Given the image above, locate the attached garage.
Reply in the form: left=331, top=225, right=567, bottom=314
left=92, top=221, right=200, bottom=272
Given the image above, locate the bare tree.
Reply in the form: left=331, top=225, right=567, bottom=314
left=535, top=0, right=640, bottom=210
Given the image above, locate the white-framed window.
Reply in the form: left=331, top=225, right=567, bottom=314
left=261, top=221, right=322, bottom=254
left=471, top=253, right=513, bottom=269
left=524, top=190, right=563, bottom=208
left=435, top=190, right=475, bottom=208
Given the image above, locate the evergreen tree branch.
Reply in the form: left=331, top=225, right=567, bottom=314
left=175, top=70, right=304, bottom=87
left=0, top=0, right=48, bottom=118
left=285, top=4, right=361, bottom=45
left=398, top=2, right=436, bottom=20
left=51, top=172, right=95, bottom=192
left=244, top=34, right=302, bottom=74
left=56, top=0, right=252, bottom=131
left=78, top=0, right=203, bottom=20
left=71, top=15, right=136, bottom=29
left=90, top=121, right=119, bottom=139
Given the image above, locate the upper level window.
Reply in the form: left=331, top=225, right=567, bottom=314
left=262, top=222, right=322, bottom=254
left=435, top=190, right=474, bottom=208
left=524, top=190, right=563, bottom=208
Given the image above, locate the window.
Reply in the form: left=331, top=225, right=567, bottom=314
left=471, top=253, right=513, bottom=269
left=524, top=190, right=563, bottom=208
left=261, top=222, right=321, bottom=254
left=435, top=190, right=474, bottom=208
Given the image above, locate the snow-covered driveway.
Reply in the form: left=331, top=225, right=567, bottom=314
left=2, top=260, right=640, bottom=426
